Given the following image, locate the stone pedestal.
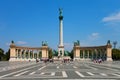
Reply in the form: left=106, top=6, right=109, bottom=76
left=74, top=46, right=80, bottom=60
left=41, top=46, right=48, bottom=59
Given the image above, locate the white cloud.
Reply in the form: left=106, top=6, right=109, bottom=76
left=6, top=43, right=10, bottom=46
left=88, top=33, right=100, bottom=41
left=16, top=41, right=27, bottom=45
left=102, top=12, right=120, bottom=22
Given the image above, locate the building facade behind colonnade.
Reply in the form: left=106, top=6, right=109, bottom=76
left=73, top=40, right=113, bottom=61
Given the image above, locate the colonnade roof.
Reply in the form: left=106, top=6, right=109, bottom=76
left=15, top=46, right=42, bottom=50
left=74, top=45, right=107, bottom=50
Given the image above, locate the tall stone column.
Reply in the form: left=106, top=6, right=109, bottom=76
left=83, top=50, right=85, bottom=60
left=24, top=50, right=26, bottom=60
left=58, top=8, right=64, bottom=59
left=28, top=50, right=30, bottom=59
left=88, top=50, right=89, bottom=59
left=16, top=49, right=18, bottom=59
left=33, top=51, right=34, bottom=59
left=20, top=49, right=22, bottom=61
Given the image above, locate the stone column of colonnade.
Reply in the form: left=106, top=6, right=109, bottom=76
left=83, top=50, right=85, bottom=60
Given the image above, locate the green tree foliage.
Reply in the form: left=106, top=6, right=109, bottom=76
left=53, top=50, right=58, bottom=56
left=69, top=50, right=74, bottom=59
left=0, top=48, right=5, bottom=61
left=5, top=49, right=10, bottom=61
left=48, top=49, right=53, bottom=59
left=39, top=51, right=42, bottom=59
left=112, top=49, right=120, bottom=60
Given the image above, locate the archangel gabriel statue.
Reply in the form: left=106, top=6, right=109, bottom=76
left=59, top=8, right=62, bottom=16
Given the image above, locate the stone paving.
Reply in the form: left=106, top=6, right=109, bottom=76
left=0, top=61, right=120, bottom=80
left=0, top=61, right=36, bottom=72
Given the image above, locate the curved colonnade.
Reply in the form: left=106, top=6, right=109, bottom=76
left=73, top=43, right=112, bottom=61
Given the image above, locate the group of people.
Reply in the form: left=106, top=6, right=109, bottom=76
left=93, top=59, right=103, bottom=64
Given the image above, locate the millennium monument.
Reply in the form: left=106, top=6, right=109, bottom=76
left=9, top=9, right=113, bottom=61
left=58, top=8, right=64, bottom=59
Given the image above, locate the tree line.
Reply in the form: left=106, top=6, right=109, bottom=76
left=112, top=49, right=120, bottom=60
left=0, top=48, right=10, bottom=61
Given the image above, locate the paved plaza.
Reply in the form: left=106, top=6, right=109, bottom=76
left=0, top=61, right=120, bottom=80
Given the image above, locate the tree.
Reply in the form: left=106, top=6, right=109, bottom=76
left=113, top=41, right=117, bottom=49
left=112, top=49, right=120, bottom=60
left=39, top=51, right=42, bottom=59
left=5, top=49, right=10, bottom=61
left=70, top=50, right=74, bottom=59
left=0, top=48, right=4, bottom=61
left=53, top=50, right=58, bottom=56
left=48, top=49, right=53, bottom=59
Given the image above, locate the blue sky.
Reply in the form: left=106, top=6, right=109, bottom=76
left=0, top=0, right=120, bottom=52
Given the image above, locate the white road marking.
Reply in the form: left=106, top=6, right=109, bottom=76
left=0, top=64, right=41, bottom=78
left=38, top=66, right=46, bottom=70
left=75, top=71, right=85, bottom=77
left=100, top=73, right=107, bottom=76
left=112, top=73, right=120, bottom=77
left=51, top=72, right=55, bottom=76
left=40, top=72, right=45, bottom=75
left=57, top=66, right=59, bottom=69
left=48, top=79, right=116, bottom=80
left=86, top=72, right=94, bottom=76
left=85, top=64, right=98, bottom=70
left=62, top=71, right=68, bottom=77
left=29, top=72, right=36, bottom=75
left=14, top=71, right=28, bottom=77
left=73, top=66, right=77, bottom=69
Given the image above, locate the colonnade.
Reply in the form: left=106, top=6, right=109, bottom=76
left=9, top=42, right=49, bottom=61
left=73, top=41, right=113, bottom=61
left=78, top=49, right=107, bottom=60
left=15, top=49, right=42, bottom=61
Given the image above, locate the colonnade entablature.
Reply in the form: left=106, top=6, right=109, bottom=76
left=73, top=40, right=113, bottom=61
left=9, top=41, right=50, bottom=61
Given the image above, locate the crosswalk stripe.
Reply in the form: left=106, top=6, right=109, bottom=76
left=38, top=66, right=46, bottom=70
left=40, top=72, right=45, bottom=75
left=29, top=72, right=35, bottom=75
left=14, top=71, right=28, bottom=76
left=51, top=72, right=55, bottom=76
left=57, top=66, right=59, bottom=69
left=112, top=73, right=120, bottom=77
left=62, top=71, right=68, bottom=77
left=100, top=73, right=107, bottom=76
left=0, top=64, right=40, bottom=78
left=86, top=72, right=94, bottom=76
left=75, top=71, right=85, bottom=77
left=73, top=66, right=77, bottom=69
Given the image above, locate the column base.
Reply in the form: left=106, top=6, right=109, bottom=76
left=9, top=57, right=17, bottom=61
left=107, top=57, right=113, bottom=61
left=74, top=57, right=80, bottom=61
